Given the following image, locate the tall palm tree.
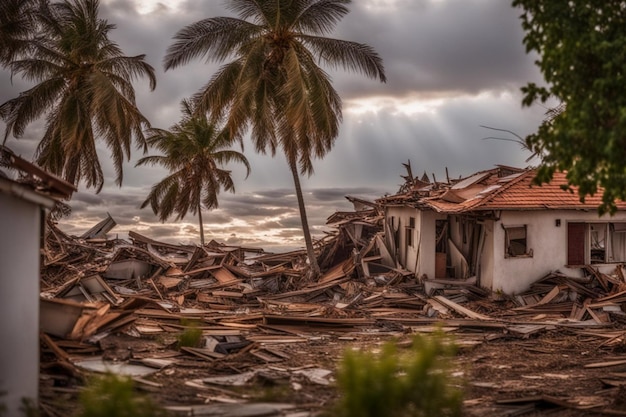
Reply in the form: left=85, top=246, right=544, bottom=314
left=163, top=0, right=385, bottom=276
left=136, top=99, right=251, bottom=246
left=0, top=0, right=156, bottom=191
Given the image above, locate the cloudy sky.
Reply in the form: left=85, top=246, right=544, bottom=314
left=0, top=0, right=552, bottom=252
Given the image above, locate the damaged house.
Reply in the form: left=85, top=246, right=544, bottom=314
left=379, top=165, right=626, bottom=295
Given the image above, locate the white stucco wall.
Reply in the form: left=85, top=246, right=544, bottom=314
left=384, top=207, right=445, bottom=279
left=487, top=210, right=626, bottom=294
left=418, top=210, right=444, bottom=279
left=479, top=219, right=495, bottom=290
left=385, top=205, right=626, bottom=294
left=0, top=191, right=43, bottom=414
left=384, top=206, right=418, bottom=270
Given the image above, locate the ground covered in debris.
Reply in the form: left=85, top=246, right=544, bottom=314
left=41, top=321, right=626, bottom=416
left=38, top=213, right=626, bottom=416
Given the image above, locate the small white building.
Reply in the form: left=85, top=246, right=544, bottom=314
left=0, top=148, right=75, bottom=415
left=379, top=166, right=626, bottom=295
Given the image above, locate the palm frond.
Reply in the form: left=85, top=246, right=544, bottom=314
left=1, top=0, right=155, bottom=191
left=0, top=77, right=66, bottom=139
left=299, top=34, right=386, bottom=82
left=138, top=99, right=250, bottom=232
left=294, top=0, right=350, bottom=35
left=164, top=17, right=260, bottom=70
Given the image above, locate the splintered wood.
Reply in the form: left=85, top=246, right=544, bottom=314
left=37, top=212, right=626, bottom=416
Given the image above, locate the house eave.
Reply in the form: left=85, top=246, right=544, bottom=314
left=0, top=176, right=57, bottom=209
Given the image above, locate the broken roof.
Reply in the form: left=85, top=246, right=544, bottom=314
left=0, top=145, right=76, bottom=200
left=379, top=166, right=626, bottom=213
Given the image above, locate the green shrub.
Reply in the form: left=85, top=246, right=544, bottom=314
left=0, top=392, right=37, bottom=417
left=19, top=398, right=38, bottom=417
left=177, top=319, right=203, bottom=348
left=332, top=332, right=463, bottom=417
left=76, top=373, right=168, bottom=417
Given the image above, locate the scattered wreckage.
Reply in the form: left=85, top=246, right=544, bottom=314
left=38, top=194, right=626, bottom=416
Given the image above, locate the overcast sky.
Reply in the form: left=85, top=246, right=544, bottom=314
left=0, top=0, right=551, bottom=252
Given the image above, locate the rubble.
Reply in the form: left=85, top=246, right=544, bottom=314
left=36, top=198, right=626, bottom=416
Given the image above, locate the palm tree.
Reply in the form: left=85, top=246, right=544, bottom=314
left=136, top=99, right=251, bottom=246
left=163, top=0, right=385, bottom=276
left=0, top=0, right=156, bottom=191
left=0, top=0, right=41, bottom=67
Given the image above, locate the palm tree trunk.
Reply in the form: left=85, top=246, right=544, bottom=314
left=288, top=159, right=321, bottom=277
left=198, top=202, right=205, bottom=246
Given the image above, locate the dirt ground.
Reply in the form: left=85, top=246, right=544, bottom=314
left=39, top=318, right=626, bottom=417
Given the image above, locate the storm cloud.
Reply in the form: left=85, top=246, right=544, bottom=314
left=0, top=0, right=548, bottom=251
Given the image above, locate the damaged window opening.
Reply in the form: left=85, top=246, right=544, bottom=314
left=406, top=217, right=415, bottom=247
left=610, top=223, right=626, bottom=262
left=569, top=222, right=626, bottom=264
left=590, top=223, right=607, bottom=263
left=504, top=225, right=530, bottom=258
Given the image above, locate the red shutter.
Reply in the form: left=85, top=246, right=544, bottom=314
left=567, top=223, right=585, bottom=265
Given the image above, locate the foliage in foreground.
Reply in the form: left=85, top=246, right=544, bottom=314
left=331, top=332, right=463, bottom=417
left=0, top=391, right=38, bottom=417
left=513, top=0, right=626, bottom=213
left=75, top=373, right=168, bottom=417
left=176, top=319, right=203, bottom=349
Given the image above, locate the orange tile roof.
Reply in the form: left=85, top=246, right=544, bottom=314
left=381, top=167, right=626, bottom=213
left=475, top=170, right=626, bottom=211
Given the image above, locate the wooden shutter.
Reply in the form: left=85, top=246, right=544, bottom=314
left=567, top=223, right=585, bottom=265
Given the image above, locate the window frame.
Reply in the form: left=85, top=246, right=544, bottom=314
left=503, top=224, right=531, bottom=258
left=406, top=216, right=415, bottom=248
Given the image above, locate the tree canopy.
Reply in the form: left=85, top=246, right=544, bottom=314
left=0, top=0, right=40, bottom=66
left=0, top=0, right=156, bottom=191
left=137, top=99, right=250, bottom=245
left=513, top=0, right=626, bottom=213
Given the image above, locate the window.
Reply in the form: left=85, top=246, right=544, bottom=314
left=406, top=217, right=415, bottom=247
left=610, top=223, right=626, bottom=262
left=503, top=225, right=529, bottom=258
left=568, top=222, right=626, bottom=265
left=589, top=223, right=607, bottom=263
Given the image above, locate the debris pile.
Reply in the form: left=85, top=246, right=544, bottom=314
left=37, top=202, right=626, bottom=416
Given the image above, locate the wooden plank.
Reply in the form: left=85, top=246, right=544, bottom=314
left=180, top=347, right=225, bottom=361
left=246, top=335, right=308, bottom=343
left=584, top=359, right=626, bottom=368
left=536, top=285, right=561, bottom=305
left=158, top=276, right=182, bottom=289
left=263, top=314, right=375, bottom=327
left=319, top=259, right=355, bottom=284
left=249, top=349, right=284, bottom=363
left=586, top=307, right=609, bottom=324
left=432, top=295, right=492, bottom=321
left=212, top=267, right=240, bottom=284
left=41, top=333, right=70, bottom=361
left=262, top=346, right=290, bottom=359
left=212, top=291, right=243, bottom=298
left=261, top=277, right=351, bottom=300
left=507, top=324, right=547, bottom=337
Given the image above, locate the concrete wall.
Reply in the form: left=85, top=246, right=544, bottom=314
left=384, top=206, right=445, bottom=279
left=384, top=206, right=419, bottom=271
left=0, top=192, right=42, bottom=415
left=418, top=210, right=444, bottom=279
left=488, top=210, right=626, bottom=294
left=479, top=219, right=495, bottom=290
left=386, top=206, right=626, bottom=295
